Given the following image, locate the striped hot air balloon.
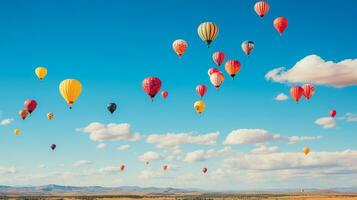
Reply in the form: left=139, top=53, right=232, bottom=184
left=196, top=85, right=207, bottom=98
left=212, top=52, right=226, bottom=66
left=225, top=60, right=241, bottom=79
left=197, top=22, right=219, bottom=47
left=290, top=86, right=304, bottom=103
left=254, top=1, right=270, bottom=18
left=302, top=84, right=315, bottom=100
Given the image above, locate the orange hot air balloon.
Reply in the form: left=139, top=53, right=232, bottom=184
left=208, top=68, right=219, bottom=76
left=172, top=39, right=188, bottom=57
left=212, top=52, right=226, bottom=66
left=47, top=112, right=54, bottom=120
left=119, top=165, right=125, bottom=172
left=225, top=60, right=241, bottom=79
left=210, top=71, right=224, bottom=89
left=254, top=1, right=270, bottom=18
left=274, top=17, right=288, bottom=35
left=161, top=91, right=168, bottom=99
left=290, top=86, right=304, bottom=103
left=303, top=147, right=310, bottom=155
left=202, top=167, right=208, bottom=174
left=162, top=165, right=168, bottom=171
left=19, top=109, right=29, bottom=120
left=302, top=84, right=315, bottom=100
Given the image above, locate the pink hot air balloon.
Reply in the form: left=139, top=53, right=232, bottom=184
left=24, top=99, right=38, bottom=114
left=330, top=110, right=337, bottom=118
left=161, top=91, right=168, bottom=99
left=212, top=52, right=226, bottom=66
left=208, top=68, right=219, bottom=76
left=202, top=167, right=208, bottom=174
left=290, top=86, right=304, bottom=103
left=119, top=165, right=125, bottom=172
left=210, top=71, right=225, bottom=89
left=142, top=77, right=162, bottom=102
left=162, top=165, right=168, bottom=171
left=172, top=39, right=188, bottom=57
left=302, top=84, right=315, bottom=100
left=196, top=85, right=207, bottom=98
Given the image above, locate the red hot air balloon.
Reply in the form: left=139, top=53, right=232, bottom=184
left=302, top=84, right=315, bottom=100
left=290, top=86, right=304, bottom=103
left=142, top=77, right=162, bottom=102
left=161, top=91, right=168, bottom=99
left=24, top=99, right=37, bottom=114
left=196, top=85, right=207, bottom=98
left=202, top=167, right=208, bottom=174
left=119, top=165, right=125, bottom=172
left=162, top=165, right=168, bottom=171
left=208, top=68, right=220, bottom=76
left=212, top=52, right=226, bottom=66
left=274, top=17, right=288, bottom=35
left=330, top=110, right=337, bottom=118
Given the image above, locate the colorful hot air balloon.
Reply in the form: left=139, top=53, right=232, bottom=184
left=225, top=60, right=241, bottom=79
left=172, top=39, right=188, bottom=57
left=202, top=167, right=208, bottom=174
left=50, top=144, right=56, bottom=151
left=197, top=22, right=219, bottom=47
left=35, top=66, right=48, bottom=80
left=107, top=103, right=117, bottom=114
left=119, top=165, right=125, bottom=172
left=14, top=129, right=21, bottom=136
left=142, top=77, right=162, bottom=102
left=19, top=109, right=29, bottom=120
left=290, top=86, right=304, bottom=103
left=274, top=17, right=288, bottom=35
left=162, top=165, right=168, bottom=171
left=194, top=100, right=206, bottom=114
left=208, top=68, right=220, bottom=76
left=47, top=112, right=54, bottom=120
left=210, top=71, right=224, bottom=89
left=212, top=52, right=226, bottom=66
left=24, top=99, right=37, bottom=114
left=196, top=85, right=207, bottom=98
left=254, top=1, right=270, bottom=18
left=59, top=79, right=82, bottom=109
left=302, top=84, right=315, bottom=100
left=161, top=91, right=168, bottom=99
left=241, top=41, right=254, bottom=56
left=303, top=147, right=310, bottom=155
left=330, top=110, right=337, bottom=118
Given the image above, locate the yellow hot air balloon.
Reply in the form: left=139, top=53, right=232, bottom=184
left=35, top=66, right=48, bottom=80
left=197, top=22, right=218, bottom=47
left=194, top=100, right=206, bottom=114
left=47, top=112, right=54, bottom=120
left=59, top=79, right=82, bottom=109
left=14, top=129, right=21, bottom=136
left=303, top=147, right=310, bottom=155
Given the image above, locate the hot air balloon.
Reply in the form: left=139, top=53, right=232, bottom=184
left=24, top=99, right=37, bottom=114
left=142, top=77, right=162, bottom=102
left=194, top=100, right=206, bottom=114
left=303, top=147, right=310, bottom=155
left=161, top=91, right=168, bottom=99
left=162, top=165, right=168, bottom=171
left=19, top=109, right=29, bottom=120
left=59, top=79, right=82, bottom=109
left=330, top=110, right=337, bottom=118
left=274, top=17, right=288, bottom=35
left=14, top=129, right=21, bottom=136
left=225, top=60, right=241, bottom=79
left=196, top=85, right=207, bottom=98
left=208, top=68, right=220, bottom=76
left=254, top=1, right=270, bottom=18
left=212, top=52, right=225, bottom=66
left=107, top=103, right=117, bottom=114
left=47, top=112, right=54, bottom=120
left=210, top=71, right=224, bottom=89
left=202, top=167, right=208, bottom=174
left=35, top=66, right=48, bottom=80
left=241, top=41, right=254, bottom=56
left=145, top=161, right=150, bottom=165
left=197, top=22, right=219, bottom=47
left=302, top=84, right=315, bottom=100
left=119, top=165, right=125, bottom=172
left=290, top=86, right=304, bottom=103
left=50, top=144, right=56, bottom=151
left=172, top=39, right=188, bottom=57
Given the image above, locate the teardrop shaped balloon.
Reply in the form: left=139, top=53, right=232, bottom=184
left=225, top=60, right=241, bottom=79
left=59, top=79, right=82, bottom=109
left=274, top=17, right=288, bottom=35
left=107, top=103, right=117, bottom=114
left=254, top=1, right=270, bottom=18
left=210, top=71, right=225, bottom=89
left=172, top=39, right=188, bottom=57
left=208, top=68, right=220, bottom=76
left=330, top=110, right=337, bottom=118
left=19, top=109, right=29, bottom=120
left=35, top=66, right=48, bottom=80
left=162, top=165, right=168, bottom=171
left=14, top=129, right=21, bottom=136
left=161, top=91, right=168, bottom=99
left=290, top=86, right=304, bottom=103
left=194, top=100, right=206, bottom=114
left=50, top=144, right=56, bottom=150
left=47, top=112, right=54, bottom=120
left=24, top=99, right=37, bottom=114
left=212, top=52, right=226, bottom=66
left=303, top=147, right=310, bottom=155
left=197, top=22, right=219, bottom=47
left=241, top=41, right=254, bottom=56
left=142, top=77, right=162, bottom=102
left=202, top=167, right=208, bottom=174
left=196, top=85, right=207, bottom=98
left=119, top=164, right=125, bottom=172
left=302, top=84, right=315, bottom=100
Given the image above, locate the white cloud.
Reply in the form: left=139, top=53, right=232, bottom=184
left=96, top=143, right=107, bottom=149
left=341, top=113, right=357, bottom=122
left=287, top=136, right=323, bottom=144
left=265, top=55, right=357, bottom=87
left=315, top=117, right=336, bottom=128
left=138, top=151, right=164, bottom=162
left=97, top=166, right=117, bottom=175
left=0, top=166, right=17, bottom=174
left=223, top=129, right=280, bottom=145
left=76, top=122, right=140, bottom=142
left=274, top=93, right=289, bottom=101
left=0, top=118, right=13, bottom=126
left=73, top=160, right=92, bottom=167
left=251, top=145, right=279, bottom=154
left=38, top=164, right=46, bottom=169
left=183, top=147, right=232, bottom=162
left=138, top=169, right=164, bottom=179
left=117, top=144, right=130, bottom=151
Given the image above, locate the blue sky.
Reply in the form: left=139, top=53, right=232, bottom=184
left=0, top=0, right=357, bottom=190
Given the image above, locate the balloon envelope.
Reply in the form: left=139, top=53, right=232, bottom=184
left=14, top=129, right=21, bottom=136
left=161, top=91, right=168, bottom=99
left=225, top=60, right=241, bottom=79
left=24, top=99, right=37, bottom=114
left=208, top=68, right=219, bottom=76
left=162, top=165, right=168, bottom=171
left=142, top=77, right=162, bottom=101
left=303, top=147, right=310, bottom=155
left=197, top=22, right=218, bottom=47
left=172, top=39, right=188, bottom=57
left=194, top=100, right=206, bottom=114
left=119, top=165, right=125, bottom=171
left=302, top=84, right=315, bottom=100
left=19, top=109, right=29, bottom=120
left=107, top=103, right=117, bottom=114
left=202, top=167, right=208, bottom=174
left=241, top=41, right=254, bottom=56
left=50, top=144, right=56, bottom=150
left=210, top=71, right=225, bottom=89
left=59, top=79, right=82, bottom=108
left=212, top=52, right=225, bottom=66
left=196, top=85, right=207, bottom=98
left=330, top=110, right=337, bottom=118
left=47, top=112, right=54, bottom=120
left=35, top=66, right=48, bottom=80
left=274, top=17, right=288, bottom=35
left=290, top=86, right=304, bottom=103
left=254, top=1, right=270, bottom=17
